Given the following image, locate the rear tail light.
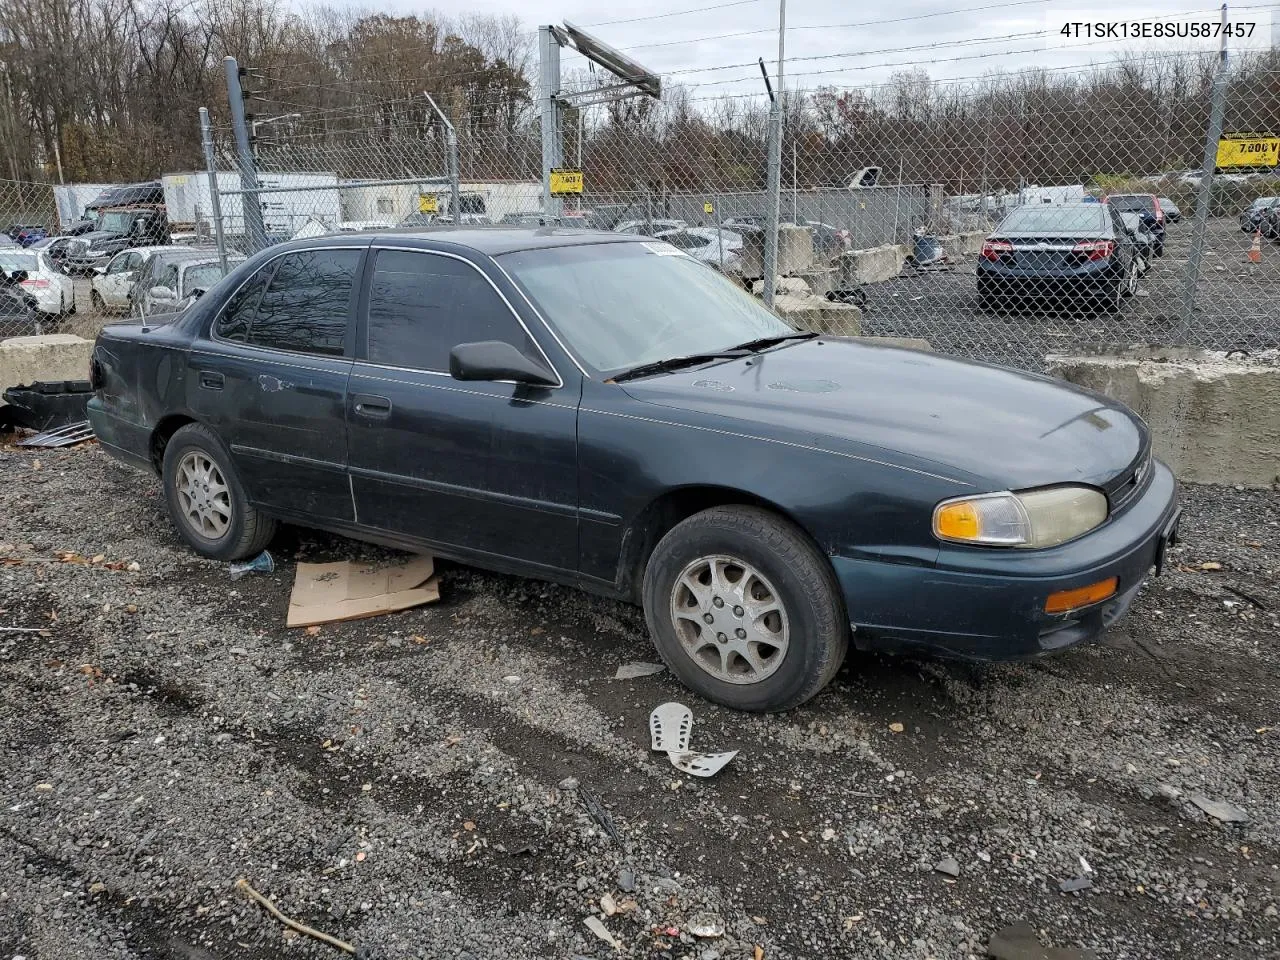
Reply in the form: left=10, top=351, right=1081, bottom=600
left=20, top=278, right=49, bottom=289
left=980, top=240, right=1013, bottom=261
left=1072, top=240, right=1114, bottom=261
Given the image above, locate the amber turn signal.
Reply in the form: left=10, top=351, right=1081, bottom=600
left=1044, top=577, right=1118, bottom=614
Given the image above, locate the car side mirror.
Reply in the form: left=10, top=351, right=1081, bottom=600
left=93, top=266, right=107, bottom=275
left=150, top=285, right=176, bottom=302
left=449, top=340, right=558, bottom=387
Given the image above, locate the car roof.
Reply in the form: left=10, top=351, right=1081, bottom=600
left=331, top=226, right=647, bottom=255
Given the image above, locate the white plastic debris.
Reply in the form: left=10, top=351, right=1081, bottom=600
left=649, top=702, right=693, bottom=753
left=584, top=915, right=622, bottom=952
left=614, top=662, right=666, bottom=680
left=668, top=750, right=739, bottom=778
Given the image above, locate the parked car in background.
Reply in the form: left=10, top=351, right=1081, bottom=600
left=62, top=207, right=170, bottom=274
left=434, top=213, right=494, bottom=226
left=87, top=227, right=1180, bottom=712
left=0, top=272, right=38, bottom=331
left=978, top=202, right=1140, bottom=312
left=337, top=220, right=395, bottom=233
left=84, top=181, right=165, bottom=218
left=134, top=252, right=243, bottom=318
left=90, top=246, right=176, bottom=313
left=27, top=236, right=77, bottom=273
left=398, top=213, right=439, bottom=228
left=1157, top=197, right=1182, bottom=223
left=1119, top=212, right=1157, bottom=274
left=653, top=227, right=745, bottom=272
left=1260, top=203, right=1280, bottom=241
left=615, top=218, right=687, bottom=236
left=1103, top=194, right=1165, bottom=256
left=0, top=248, right=75, bottom=317
left=8, top=224, right=48, bottom=247
left=1240, top=196, right=1280, bottom=233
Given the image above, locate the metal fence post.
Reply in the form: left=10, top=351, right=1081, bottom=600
left=1180, top=2, right=1230, bottom=336
left=763, top=105, right=782, bottom=306
left=424, top=92, right=461, bottom=221
left=762, top=0, right=786, bottom=308
left=199, top=107, right=229, bottom=271
left=223, top=56, right=268, bottom=253
left=538, top=26, right=564, bottom=219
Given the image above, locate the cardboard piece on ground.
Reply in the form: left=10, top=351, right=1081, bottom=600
left=287, top=556, right=439, bottom=628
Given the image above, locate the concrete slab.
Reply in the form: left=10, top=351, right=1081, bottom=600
left=839, top=244, right=909, bottom=285
left=773, top=295, right=862, bottom=336
left=0, top=334, right=93, bottom=391
left=1047, top=349, right=1280, bottom=488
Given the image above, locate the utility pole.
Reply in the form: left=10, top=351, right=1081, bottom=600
left=762, top=0, right=786, bottom=308
left=538, top=26, right=564, bottom=219
left=224, top=56, right=267, bottom=253
left=1180, top=2, right=1230, bottom=334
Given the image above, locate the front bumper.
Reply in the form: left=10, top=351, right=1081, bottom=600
left=833, top=459, right=1180, bottom=660
left=65, top=254, right=112, bottom=273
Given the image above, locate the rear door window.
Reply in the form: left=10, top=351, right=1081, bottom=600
left=246, top=250, right=361, bottom=356
left=364, top=249, right=535, bottom=372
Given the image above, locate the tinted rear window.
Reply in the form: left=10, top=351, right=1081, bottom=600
left=249, top=250, right=360, bottom=356
left=1108, top=195, right=1155, bottom=212
left=999, top=206, right=1107, bottom=232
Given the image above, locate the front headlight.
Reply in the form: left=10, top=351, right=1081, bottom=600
left=933, top=485, right=1107, bottom=548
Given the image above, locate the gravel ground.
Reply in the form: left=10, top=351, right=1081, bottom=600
left=860, top=216, right=1280, bottom=370
left=0, top=444, right=1278, bottom=960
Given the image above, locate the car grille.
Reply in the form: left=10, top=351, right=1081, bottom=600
left=1106, top=451, right=1152, bottom=514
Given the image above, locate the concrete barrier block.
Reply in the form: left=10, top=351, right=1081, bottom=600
left=751, top=277, right=811, bottom=297
left=850, top=336, right=934, bottom=352
left=1046, top=349, right=1280, bottom=488
left=839, top=244, right=909, bottom=285
left=0, top=334, right=93, bottom=391
left=942, top=230, right=987, bottom=259
left=773, top=295, right=862, bottom=336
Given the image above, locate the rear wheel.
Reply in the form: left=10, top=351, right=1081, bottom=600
left=642, top=506, right=847, bottom=712
left=1121, top=258, right=1139, bottom=297
left=161, top=423, right=277, bottom=561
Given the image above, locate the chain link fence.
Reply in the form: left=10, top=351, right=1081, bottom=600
left=193, top=45, right=1279, bottom=374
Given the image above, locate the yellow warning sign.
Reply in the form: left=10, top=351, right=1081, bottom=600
left=417, top=194, right=439, bottom=214
left=1216, top=137, right=1279, bottom=169
left=549, top=169, right=584, bottom=195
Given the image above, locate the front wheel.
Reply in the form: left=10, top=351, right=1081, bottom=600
left=642, top=506, right=847, bottom=712
left=161, top=423, right=277, bottom=561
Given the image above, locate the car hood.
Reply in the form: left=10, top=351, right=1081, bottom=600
left=619, top=339, right=1146, bottom=491
left=75, top=231, right=124, bottom=248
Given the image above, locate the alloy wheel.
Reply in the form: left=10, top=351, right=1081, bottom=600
left=176, top=451, right=232, bottom=540
left=669, top=554, right=790, bottom=684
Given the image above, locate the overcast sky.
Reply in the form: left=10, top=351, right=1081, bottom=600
left=375, top=0, right=1280, bottom=99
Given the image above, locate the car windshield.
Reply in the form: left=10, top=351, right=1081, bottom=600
left=96, top=211, right=136, bottom=233
left=1108, top=195, right=1154, bottom=212
left=183, top=263, right=226, bottom=293
left=500, top=241, right=794, bottom=375
left=0, top=252, right=38, bottom=273
left=999, top=206, right=1106, bottom=232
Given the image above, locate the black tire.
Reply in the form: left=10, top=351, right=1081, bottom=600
left=641, top=506, right=848, bottom=712
left=161, top=422, right=277, bottom=561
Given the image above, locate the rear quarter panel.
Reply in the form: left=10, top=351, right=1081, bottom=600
left=90, top=322, right=194, bottom=465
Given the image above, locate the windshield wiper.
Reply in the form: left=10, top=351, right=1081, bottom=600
left=611, top=349, right=751, bottom=383
left=728, top=331, right=818, bottom=352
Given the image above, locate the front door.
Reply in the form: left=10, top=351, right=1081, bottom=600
left=346, top=247, right=580, bottom=574
left=99, top=251, right=140, bottom=308
left=188, top=245, right=365, bottom=522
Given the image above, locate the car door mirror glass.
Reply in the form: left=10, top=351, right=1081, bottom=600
left=150, top=285, right=176, bottom=301
left=449, top=340, right=557, bottom=386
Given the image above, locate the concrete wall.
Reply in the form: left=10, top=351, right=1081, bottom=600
left=0, top=334, right=93, bottom=390
left=773, top=296, right=862, bottom=337
left=1047, top=349, right=1280, bottom=488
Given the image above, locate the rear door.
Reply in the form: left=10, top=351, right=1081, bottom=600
left=99, top=252, right=139, bottom=306
left=188, top=244, right=366, bottom=522
left=346, top=246, right=580, bottom=573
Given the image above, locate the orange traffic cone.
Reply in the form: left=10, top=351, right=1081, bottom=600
left=1248, top=228, right=1262, bottom=263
